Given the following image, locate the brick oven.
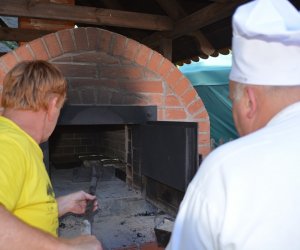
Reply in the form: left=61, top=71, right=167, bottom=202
left=0, top=26, right=210, bottom=234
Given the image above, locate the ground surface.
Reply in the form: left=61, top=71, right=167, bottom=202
left=51, top=166, right=170, bottom=249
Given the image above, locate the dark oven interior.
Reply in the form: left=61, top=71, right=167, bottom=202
left=43, top=105, right=199, bottom=214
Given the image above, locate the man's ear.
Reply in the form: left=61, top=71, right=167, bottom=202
left=47, top=96, right=59, bottom=122
left=245, top=86, right=257, bottom=119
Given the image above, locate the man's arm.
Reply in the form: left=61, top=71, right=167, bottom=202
left=0, top=205, right=102, bottom=250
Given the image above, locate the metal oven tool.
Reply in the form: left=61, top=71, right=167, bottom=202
left=80, top=157, right=101, bottom=235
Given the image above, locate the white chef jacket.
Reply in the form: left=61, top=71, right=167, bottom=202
left=166, top=102, right=300, bottom=250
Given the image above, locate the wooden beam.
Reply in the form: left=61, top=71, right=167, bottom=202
left=155, top=0, right=186, bottom=20
left=210, top=0, right=237, bottom=2
left=99, top=0, right=144, bottom=40
left=0, top=0, right=173, bottom=31
left=144, top=0, right=246, bottom=45
left=188, top=31, right=214, bottom=56
left=0, top=27, right=51, bottom=42
left=171, top=0, right=246, bottom=38
left=154, top=0, right=215, bottom=56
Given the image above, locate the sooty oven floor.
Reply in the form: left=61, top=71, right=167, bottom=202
left=51, top=165, right=169, bottom=249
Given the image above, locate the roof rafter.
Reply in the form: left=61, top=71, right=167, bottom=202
left=172, top=0, right=246, bottom=37
left=155, top=0, right=215, bottom=56
left=143, top=0, right=246, bottom=47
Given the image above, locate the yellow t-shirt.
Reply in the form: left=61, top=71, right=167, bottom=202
left=0, top=116, right=58, bottom=236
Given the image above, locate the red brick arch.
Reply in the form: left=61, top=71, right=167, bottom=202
left=0, top=27, right=210, bottom=156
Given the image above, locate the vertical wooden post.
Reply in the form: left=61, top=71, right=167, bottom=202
left=159, top=38, right=172, bottom=61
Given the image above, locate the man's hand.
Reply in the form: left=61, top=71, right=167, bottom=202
left=0, top=204, right=103, bottom=250
left=57, top=191, right=98, bottom=217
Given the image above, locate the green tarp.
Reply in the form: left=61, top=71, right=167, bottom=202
left=179, top=55, right=238, bottom=147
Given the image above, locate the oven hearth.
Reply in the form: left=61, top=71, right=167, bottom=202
left=45, top=104, right=198, bottom=248
left=52, top=163, right=170, bottom=249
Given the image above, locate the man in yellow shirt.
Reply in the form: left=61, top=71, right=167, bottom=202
left=0, top=60, right=103, bottom=249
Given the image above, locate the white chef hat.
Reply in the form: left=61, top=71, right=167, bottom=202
left=229, top=0, right=300, bottom=86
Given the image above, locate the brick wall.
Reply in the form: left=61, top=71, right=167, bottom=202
left=49, top=125, right=101, bottom=166
left=98, top=126, right=126, bottom=161
left=0, top=27, right=211, bottom=156
left=49, top=124, right=126, bottom=167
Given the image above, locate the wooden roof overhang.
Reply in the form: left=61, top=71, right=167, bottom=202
left=0, top=0, right=299, bottom=65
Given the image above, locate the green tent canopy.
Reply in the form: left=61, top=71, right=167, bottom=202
left=179, top=54, right=238, bottom=148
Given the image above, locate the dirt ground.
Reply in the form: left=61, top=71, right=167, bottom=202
left=51, top=165, right=171, bottom=249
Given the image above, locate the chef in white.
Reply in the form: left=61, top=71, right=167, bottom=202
left=166, top=0, right=300, bottom=249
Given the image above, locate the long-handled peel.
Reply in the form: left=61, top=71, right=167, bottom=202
left=81, top=161, right=101, bottom=235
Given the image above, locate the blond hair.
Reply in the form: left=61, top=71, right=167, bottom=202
left=2, top=60, right=67, bottom=111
